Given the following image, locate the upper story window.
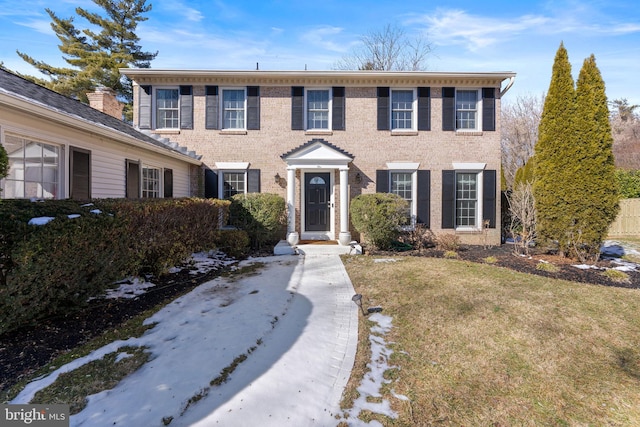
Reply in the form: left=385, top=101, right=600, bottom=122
left=391, top=89, right=415, bottom=130
left=1, top=134, right=61, bottom=199
left=222, top=88, right=246, bottom=130
left=155, top=88, right=179, bottom=129
left=306, top=89, right=331, bottom=130
left=456, top=90, right=479, bottom=130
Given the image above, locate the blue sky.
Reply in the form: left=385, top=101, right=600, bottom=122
left=1, top=0, right=639, bottom=105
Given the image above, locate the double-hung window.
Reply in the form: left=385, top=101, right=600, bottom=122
left=390, top=171, right=414, bottom=222
left=455, top=172, right=478, bottom=227
left=391, top=89, right=415, bottom=130
left=222, top=88, right=246, bottom=130
left=156, top=88, right=179, bottom=129
left=1, top=134, right=60, bottom=199
left=456, top=89, right=479, bottom=130
left=306, top=89, right=330, bottom=130
left=142, top=166, right=161, bottom=198
left=222, top=171, right=246, bottom=199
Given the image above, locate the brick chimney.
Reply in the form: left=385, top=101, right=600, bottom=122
left=87, top=87, right=124, bottom=120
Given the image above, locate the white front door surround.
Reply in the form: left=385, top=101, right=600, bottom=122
left=281, top=139, right=353, bottom=246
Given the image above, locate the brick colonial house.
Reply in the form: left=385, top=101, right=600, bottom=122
left=121, top=69, right=516, bottom=246
left=0, top=69, right=201, bottom=200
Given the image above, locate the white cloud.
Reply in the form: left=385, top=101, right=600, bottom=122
left=300, top=26, right=350, bottom=53
left=14, top=18, right=52, bottom=35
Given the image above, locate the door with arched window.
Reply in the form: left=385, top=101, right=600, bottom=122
left=305, top=172, right=330, bottom=232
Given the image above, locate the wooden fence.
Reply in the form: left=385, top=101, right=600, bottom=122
left=608, top=198, right=640, bottom=237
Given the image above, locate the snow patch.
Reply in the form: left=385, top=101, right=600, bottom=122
left=28, top=216, right=55, bottom=226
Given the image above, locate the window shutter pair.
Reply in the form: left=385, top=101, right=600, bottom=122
left=441, top=169, right=496, bottom=229
left=377, top=87, right=431, bottom=131
left=138, top=85, right=194, bottom=130
left=442, top=87, right=496, bottom=131
left=205, top=86, right=260, bottom=130
left=375, top=169, right=431, bottom=227
left=291, top=87, right=345, bottom=130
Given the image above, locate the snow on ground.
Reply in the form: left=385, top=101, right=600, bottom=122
left=11, top=250, right=395, bottom=426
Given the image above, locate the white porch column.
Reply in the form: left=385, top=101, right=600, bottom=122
left=286, top=167, right=299, bottom=246
left=338, top=167, right=352, bottom=246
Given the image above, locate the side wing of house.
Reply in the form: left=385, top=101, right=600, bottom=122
left=0, top=71, right=201, bottom=200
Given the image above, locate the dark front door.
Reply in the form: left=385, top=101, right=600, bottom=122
left=305, top=173, right=330, bottom=232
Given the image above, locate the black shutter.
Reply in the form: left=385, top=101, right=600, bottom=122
left=442, top=87, right=455, bottom=131
left=417, top=87, right=431, bottom=131
left=482, top=88, right=496, bottom=131
left=291, top=86, right=304, bottom=130
left=247, top=86, right=260, bottom=130
left=126, top=159, right=140, bottom=199
left=442, top=170, right=455, bottom=228
left=205, top=86, right=219, bottom=130
left=139, top=85, right=152, bottom=129
left=377, top=87, right=390, bottom=130
left=70, top=147, right=91, bottom=200
left=204, top=169, right=218, bottom=198
left=247, top=169, right=261, bottom=193
left=483, top=169, right=497, bottom=228
left=164, top=169, right=173, bottom=198
left=416, top=170, right=430, bottom=226
left=376, top=170, right=389, bottom=193
left=332, top=86, right=345, bottom=131
left=179, top=86, right=193, bottom=129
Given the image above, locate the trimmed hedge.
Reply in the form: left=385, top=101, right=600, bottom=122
left=350, top=193, right=408, bottom=250
left=229, top=193, right=287, bottom=249
left=0, top=198, right=248, bottom=335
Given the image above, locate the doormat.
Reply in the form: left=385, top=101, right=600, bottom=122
left=298, top=240, right=338, bottom=245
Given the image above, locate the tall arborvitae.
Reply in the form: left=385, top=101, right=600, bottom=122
left=572, top=55, right=619, bottom=256
left=17, top=0, right=156, bottom=112
left=533, top=43, right=577, bottom=255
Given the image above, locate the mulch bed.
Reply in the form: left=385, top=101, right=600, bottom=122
left=1, top=244, right=638, bottom=397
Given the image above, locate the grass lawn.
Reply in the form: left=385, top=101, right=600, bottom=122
left=341, top=255, right=640, bottom=426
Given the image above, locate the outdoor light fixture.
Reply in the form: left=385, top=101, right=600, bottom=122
left=274, top=173, right=281, bottom=184
left=351, top=293, right=366, bottom=315
left=355, top=172, right=362, bottom=184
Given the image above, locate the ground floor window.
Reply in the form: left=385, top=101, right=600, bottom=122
left=1, top=134, right=60, bottom=199
left=142, top=166, right=160, bottom=198
left=390, top=171, right=413, bottom=221
left=223, top=171, right=245, bottom=199
left=456, top=172, right=478, bottom=227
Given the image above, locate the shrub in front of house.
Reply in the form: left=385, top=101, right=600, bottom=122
left=0, top=198, right=246, bottom=335
left=350, top=193, right=408, bottom=250
left=229, top=193, right=287, bottom=250
left=0, top=200, right=133, bottom=335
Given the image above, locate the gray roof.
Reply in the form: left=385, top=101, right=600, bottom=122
left=0, top=69, right=200, bottom=161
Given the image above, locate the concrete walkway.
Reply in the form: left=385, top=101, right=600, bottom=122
left=183, top=243, right=359, bottom=426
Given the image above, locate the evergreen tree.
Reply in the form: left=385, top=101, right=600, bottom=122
left=571, top=55, right=619, bottom=256
left=533, top=43, right=577, bottom=255
left=17, top=0, right=156, bottom=114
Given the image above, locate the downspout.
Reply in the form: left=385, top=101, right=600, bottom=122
left=500, top=76, right=516, bottom=97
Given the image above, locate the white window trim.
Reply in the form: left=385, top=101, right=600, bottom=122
left=452, top=162, right=486, bottom=230
left=153, top=86, right=180, bottom=130
left=216, top=163, right=249, bottom=199
left=390, top=88, right=417, bottom=132
left=386, top=162, right=419, bottom=227
left=221, top=87, right=247, bottom=131
left=1, top=131, right=65, bottom=199
left=142, top=164, right=162, bottom=198
left=304, top=88, right=332, bottom=131
left=455, top=88, right=482, bottom=132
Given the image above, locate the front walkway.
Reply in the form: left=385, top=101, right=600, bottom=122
left=178, top=243, right=358, bottom=426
